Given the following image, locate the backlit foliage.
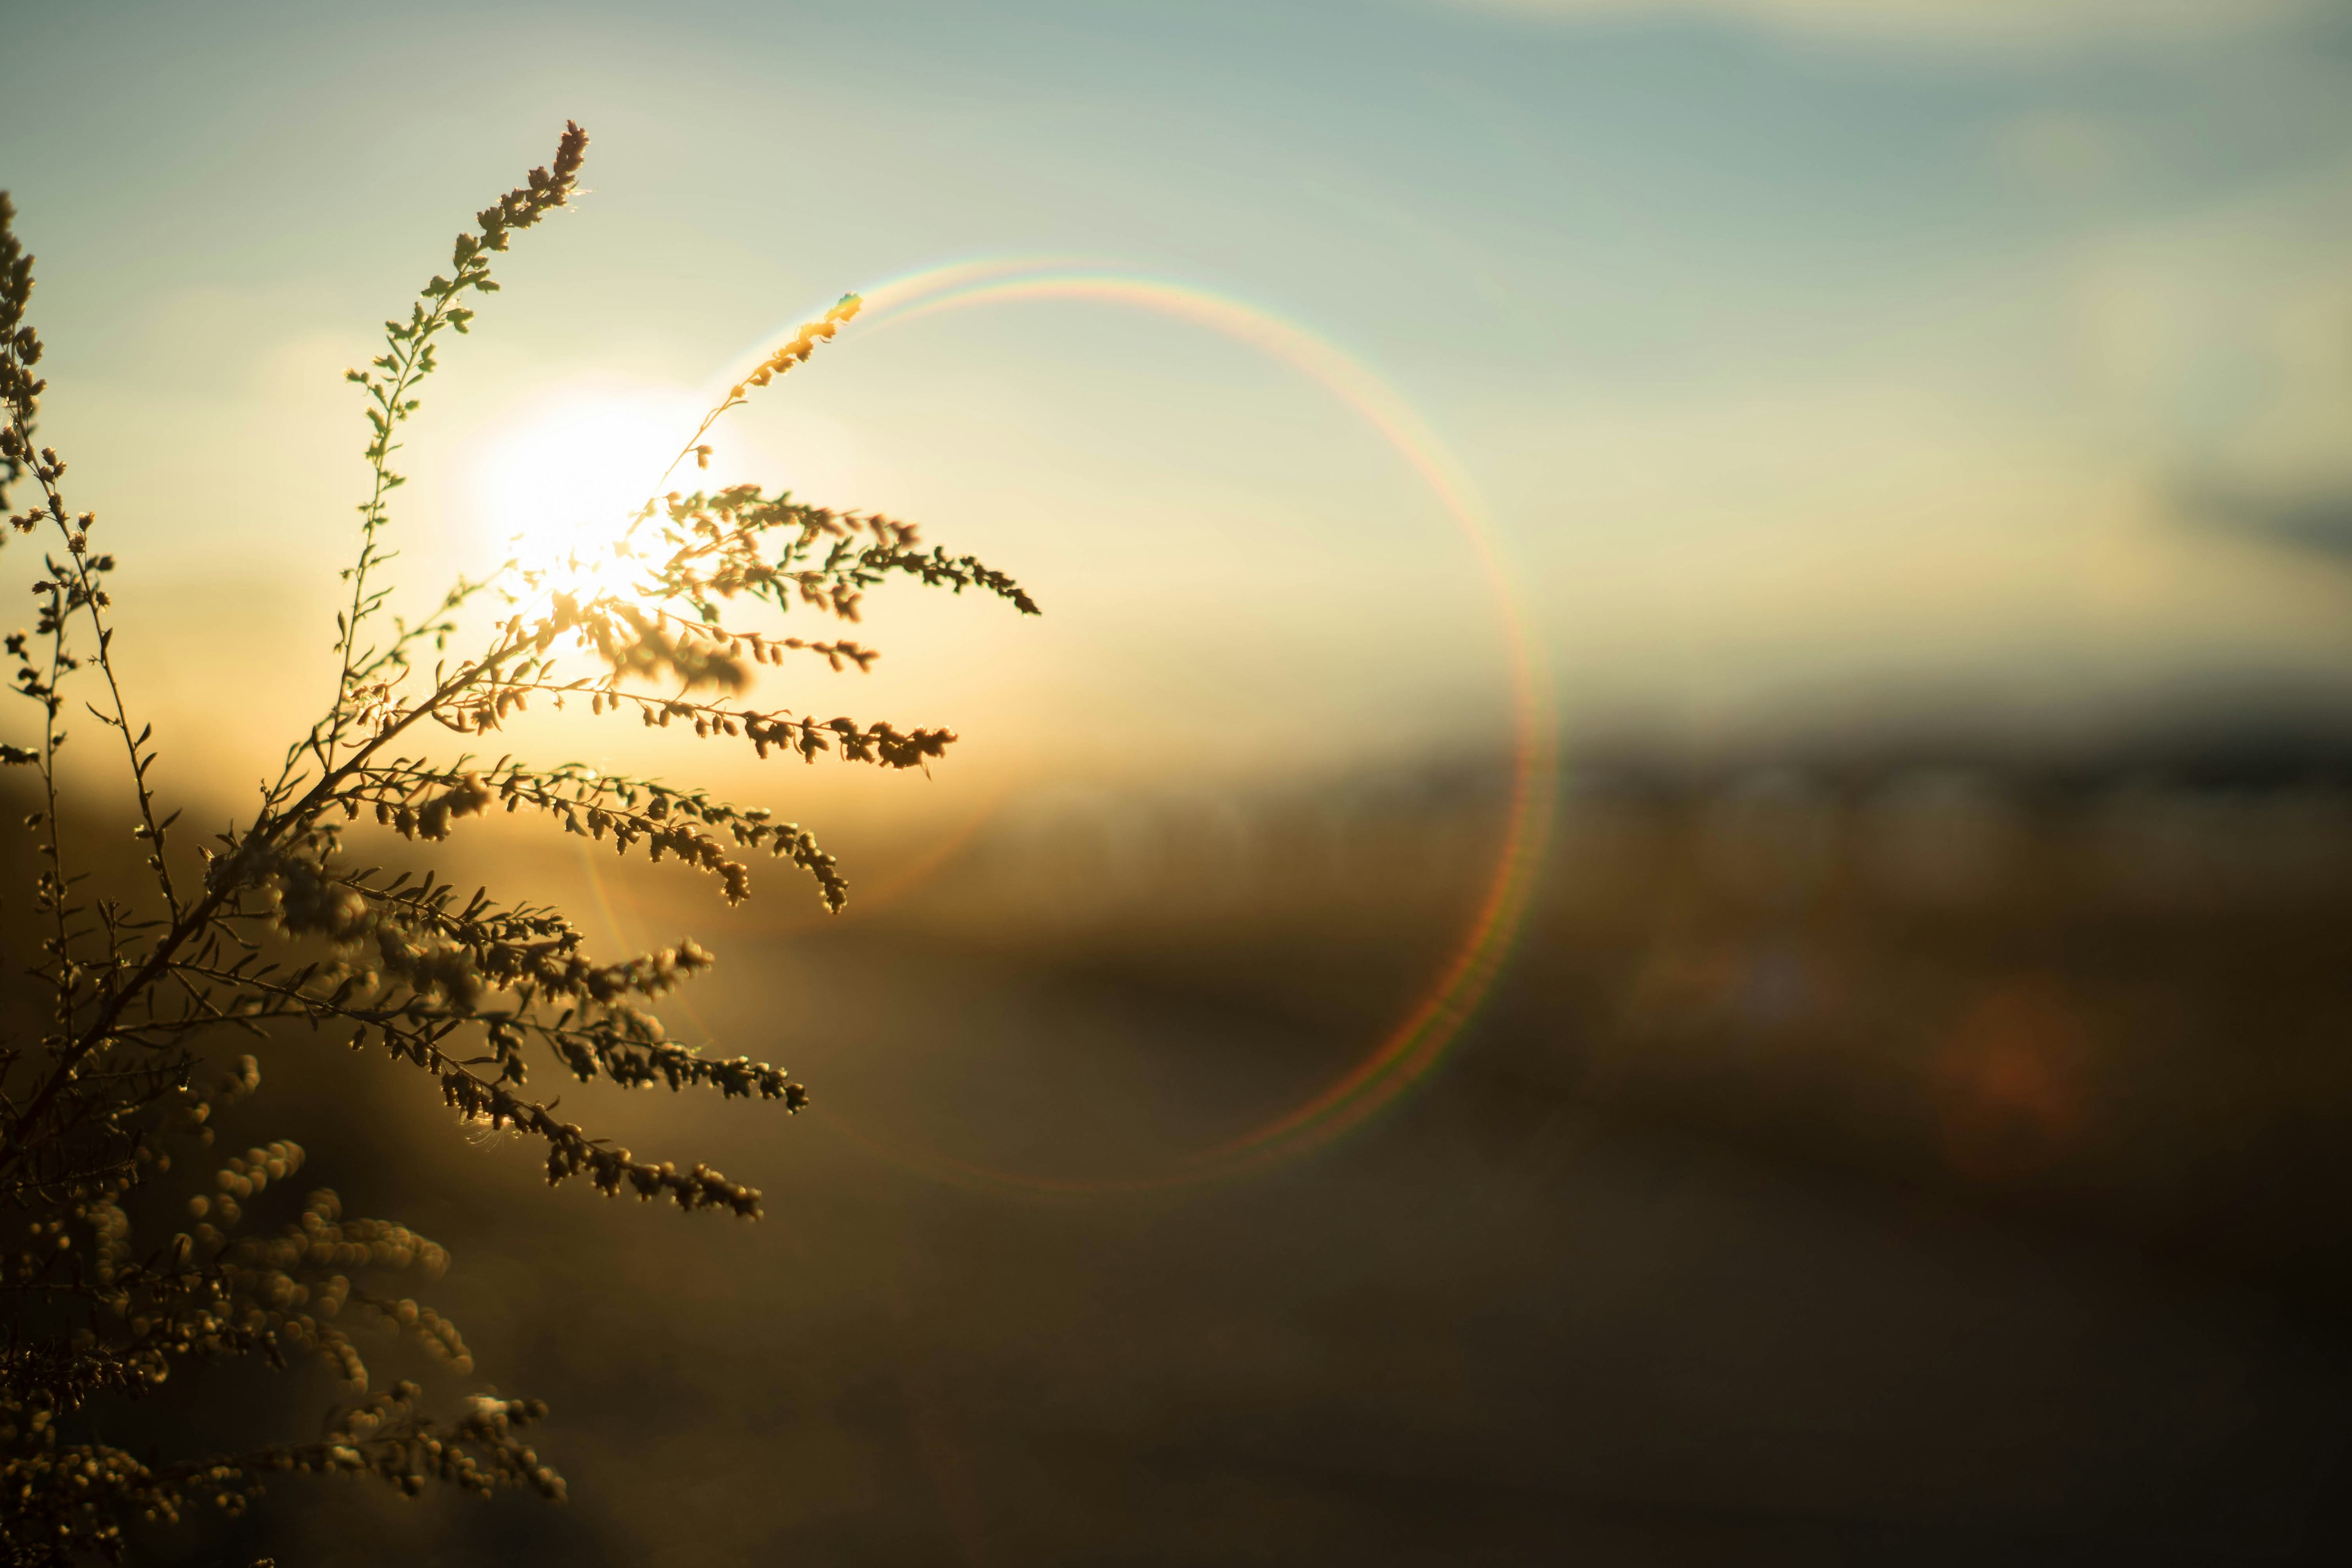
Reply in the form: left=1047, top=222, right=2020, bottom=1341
left=0, top=124, right=1035, bottom=1562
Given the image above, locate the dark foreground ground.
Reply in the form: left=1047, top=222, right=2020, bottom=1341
left=17, top=749, right=2352, bottom=1564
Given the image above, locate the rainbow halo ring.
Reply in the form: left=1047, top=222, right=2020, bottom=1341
left=693, top=258, right=1558, bottom=1194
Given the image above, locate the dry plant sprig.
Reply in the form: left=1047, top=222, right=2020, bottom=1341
left=0, top=121, right=1035, bottom=1561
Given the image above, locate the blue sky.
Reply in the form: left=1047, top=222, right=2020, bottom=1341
left=9, top=0, right=2352, bottom=797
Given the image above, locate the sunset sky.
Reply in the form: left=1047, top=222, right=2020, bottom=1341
left=9, top=0, right=2352, bottom=802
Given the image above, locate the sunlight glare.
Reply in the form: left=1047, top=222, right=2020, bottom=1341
left=469, top=388, right=700, bottom=604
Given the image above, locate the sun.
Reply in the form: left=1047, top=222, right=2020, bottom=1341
left=470, top=387, right=699, bottom=605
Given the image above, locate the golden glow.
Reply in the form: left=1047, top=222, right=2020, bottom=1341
left=468, top=388, right=698, bottom=605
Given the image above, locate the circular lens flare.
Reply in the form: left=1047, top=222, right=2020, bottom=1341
left=602, top=262, right=1555, bottom=1196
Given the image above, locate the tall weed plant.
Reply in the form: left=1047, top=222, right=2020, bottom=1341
left=0, top=123, right=1035, bottom=1563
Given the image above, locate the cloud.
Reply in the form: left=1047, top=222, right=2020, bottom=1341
left=1987, top=111, right=2127, bottom=191
left=1440, top=0, right=2312, bottom=47
left=2181, top=481, right=2352, bottom=566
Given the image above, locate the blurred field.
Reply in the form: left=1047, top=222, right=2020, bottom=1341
left=12, top=722, right=2352, bottom=1565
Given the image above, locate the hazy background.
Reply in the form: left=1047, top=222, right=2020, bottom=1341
left=8, top=1, right=2352, bottom=1561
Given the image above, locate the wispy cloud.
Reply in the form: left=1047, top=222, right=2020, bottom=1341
left=2182, top=482, right=2352, bottom=567
left=1439, top=0, right=2311, bottom=47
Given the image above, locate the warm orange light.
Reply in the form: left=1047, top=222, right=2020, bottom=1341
left=470, top=388, right=698, bottom=607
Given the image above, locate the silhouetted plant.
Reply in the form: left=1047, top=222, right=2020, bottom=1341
left=0, top=123, right=1035, bottom=1563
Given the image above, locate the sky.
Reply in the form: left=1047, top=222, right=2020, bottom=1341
left=8, top=0, right=2352, bottom=813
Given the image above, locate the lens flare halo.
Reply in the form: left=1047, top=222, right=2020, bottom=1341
left=604, top=259, right=1556, bottom=1196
